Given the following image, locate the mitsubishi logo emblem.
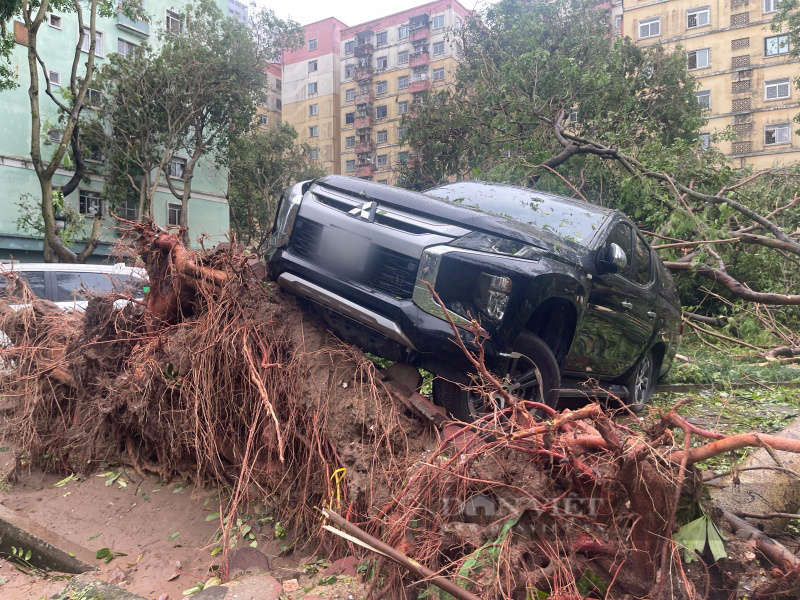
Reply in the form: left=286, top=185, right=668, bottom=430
left=349, top=201, right=378, bottom=222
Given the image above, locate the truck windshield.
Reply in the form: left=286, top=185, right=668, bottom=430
left=426, top=182, right=605, bottom=245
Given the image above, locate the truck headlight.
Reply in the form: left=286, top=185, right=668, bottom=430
left=450, top=232, right=541, bottom=259
left=268, top=182, right=307, bottom=248
left=475, top=273, right=512, bottom=322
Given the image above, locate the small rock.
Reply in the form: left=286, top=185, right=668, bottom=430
left=745, top=551, right=757, bottom=560
left=167, top=571, right=180, bottom=581
left=157, top=595, right=169, bottom=600
left=227, top=547, right=270, bottom=577
left=322, top=556, right=360, bottom=579
left=282, top=578, right=300, bottom=592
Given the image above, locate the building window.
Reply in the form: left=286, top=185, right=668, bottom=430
left=376, top=130, right=388, bottom=143
left=165, top=10, right=182, bottom=33
left=765, top=122, right=791, bottom=145
left=398, top=101, right=409, bottom=114
left=49, top=14, right=61, bottom=28
left=615, top=15, right=622, bottom=31
left=87, top=142, right=104, bottom=163
left=687, top=7, right=710, bottom=29
left=345, top=88, right=355, bottom=102
left=168, top=156, right=186, bottom=178
left=378, top=179, right=388, bottom=184
left=638, top=17, right=660, bottom=39
left=376, top=80, right=388, bottom=94
left=79, top=190, right=103, bottom=216
left=699, top=133, right=710, bottom=148
left=168, top=203, right=181, bottom=226
left=310, top=148, right=318, bottom=160
left=375, top=105, right=388, bottom=119
left=118, top=38, right=137, bottom=57
left=258, top=114, right=268, bottom=125
left=764, top=0, right=782, bottom=12
left=308, top=38, right=317, bottom=51
left=433, top=41, right=444, bottom=55
left=275, top=79, right=281, bottom=91
left=308, top=82, right=318, bottom=95
left=119, top=200, right=137, bottom=221
left=398, top=75, right=409, bottom=89
left=86, top=88, right=102, bottom=107
left=687, top=48, right=710, bottom=69
left=376, top=56, right=388, bottom=70
left=695, top=90, right=711, bottom=109
left=345, top=136, right=355, bottom=148
left=346, top=159, right=355, bottom=172
left=398, top=50, right=409, bottom=64
left=399, top=25, right=409, bottom=39
left=413, top=67, right=428, bottom=81
left=398, top=127, right=406, bottom=140
left=80, top=27, right=104, bottom=57
left=433, top=14, right=445, bottom=29
left=48, top=70, right=61, bottom=85
left=48, top=128, right=61, bottom=142
left=345, top=40, right=354, bottom=54
left=346, top=112, right=355, bottom=125
left=376, top=154, right=388, bottom=167
left=765, top=77, right=791, bottom=100
left=432, top=67, right=445, bottom=81
left=275, top=98, right=282, bottom=109
left=398, top=151, right=409, bottom=163
left=308, top=60, right=317, bottom=73
left=376, top=31, right=388, bottom=46
left=309, top=125, right=318, bottom=137
left=345, top=64, right=355, bottom=78
left=765, top=34, right=789, bottom=56
left=309, top=103, right=318, bottom=116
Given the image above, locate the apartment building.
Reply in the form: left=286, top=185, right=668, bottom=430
left=623, top=0, right=800, bottom=168
left=282, top=18, right=348, bottom=176
left=1, top=0, right=232, bottom=261
left=281, top=1, right=471, bottom=184
left=256, top=62, right=283, bottom=129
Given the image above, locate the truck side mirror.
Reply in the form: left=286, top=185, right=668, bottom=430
left=598, top=242, right=628, bottom=274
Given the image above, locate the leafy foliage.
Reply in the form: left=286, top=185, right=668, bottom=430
left=228, top=123, right=325, bottom=250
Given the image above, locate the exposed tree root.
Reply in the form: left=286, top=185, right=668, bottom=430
left=1, top=223, right=798, bottom=599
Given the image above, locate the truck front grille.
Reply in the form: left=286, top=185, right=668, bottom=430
left=289, top=217, right=419, bottom=299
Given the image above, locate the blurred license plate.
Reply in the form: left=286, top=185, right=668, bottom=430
left=318, top=226, right=370, bottom=272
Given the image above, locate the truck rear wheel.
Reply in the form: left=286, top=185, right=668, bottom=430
left=433, top=331, right=560, bottom=421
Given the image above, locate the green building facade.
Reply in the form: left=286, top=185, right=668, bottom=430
left=0, top=0, right=231, bottom=262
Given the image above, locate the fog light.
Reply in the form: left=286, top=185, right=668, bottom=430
left=475, top=273, right=512, bottom=322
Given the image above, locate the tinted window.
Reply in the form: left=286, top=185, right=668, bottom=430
left=55, top=272, right=143, bottom=302
left=632, top=234, right=652, bottom=285
left=425, top=182, right=608, bottom=245
left=5, top=271, right=47, bottom=299
left=607, top=223, right=632, bottom=279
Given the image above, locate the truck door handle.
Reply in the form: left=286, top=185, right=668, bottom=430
left=647, top=311, right=657, bottom=319
left=621, top=301, right=633, bottom=310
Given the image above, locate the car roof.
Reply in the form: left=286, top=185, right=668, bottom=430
left=0, top=262, right=146, bottom=276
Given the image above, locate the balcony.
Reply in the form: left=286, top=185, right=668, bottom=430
left=354, top=43, right=374, bottom=58
left=409, top=51, right=429, bottom=67
left=355, top=66, right=373, bottom=81
left=354, top=140, right=374, bottom=154
left=116, top=10, right=149, bottom=38
left=354, top=91, right=373, bottom=104
left=409, top=79, right=430, bottom=93
left=354, top=115, right=373, bottom=129
left=355, top=164, right=374, bottom=177
left=410, top=26, right=429, bottom=42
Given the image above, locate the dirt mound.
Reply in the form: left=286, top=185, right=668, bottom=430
left=1, top=220, right=798, bottom=599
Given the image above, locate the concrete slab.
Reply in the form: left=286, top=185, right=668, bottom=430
left=711, top=416, right=800, bottom=535
left=0, top=503, right=96, bottom=573
left=57, top=578, right=149, bottom=599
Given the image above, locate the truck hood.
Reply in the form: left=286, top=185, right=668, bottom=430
left=314, top=176, right=603, bottom=263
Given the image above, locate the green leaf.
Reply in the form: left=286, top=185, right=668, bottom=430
left=54, top=474, right=75, bottom=487
left=674, top=515, right=715, bottom=563
left=205, top=512, right=220, bottom=522
left=24, top=550, right=31, bottom=561
left=240, top=524, right=251, bottom=538
left=705, top=519, right=727, bottom=562
left=169, top=531, right=181, bottom=540
left=249, top=540, right=258, bottom=548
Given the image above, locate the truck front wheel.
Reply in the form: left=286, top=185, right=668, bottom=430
left=432, top=331, right=561, bottom=421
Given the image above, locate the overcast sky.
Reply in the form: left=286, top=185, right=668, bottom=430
left=254, top=0, right=493, bottom=27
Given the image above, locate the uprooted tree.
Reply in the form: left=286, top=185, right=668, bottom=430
left=398, top=0, right=800, bottom=356
left=2, top=226, right=800, bottom=598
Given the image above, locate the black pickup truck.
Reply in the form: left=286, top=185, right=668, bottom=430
left=266, top=176, right=681, bottom=418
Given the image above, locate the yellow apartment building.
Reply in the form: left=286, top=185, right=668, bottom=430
left=281, top=1, right=471, bottom=183
left=622, top=0, right=800, bottom=168
left=256, top=62, right=283, bottom=130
